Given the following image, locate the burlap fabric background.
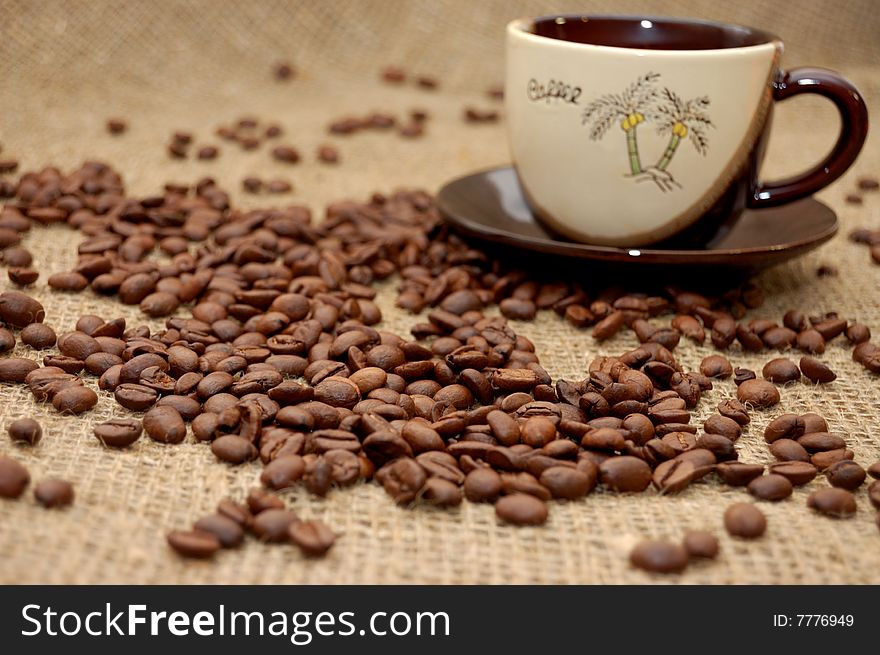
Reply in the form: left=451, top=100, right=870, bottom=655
left=1, top=0, right=879, bottom=584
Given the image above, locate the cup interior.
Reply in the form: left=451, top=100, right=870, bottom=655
left=530, top=15, right=777, bottom=51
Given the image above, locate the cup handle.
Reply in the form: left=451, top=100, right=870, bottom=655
left=749, top=67, right=869, bottom=208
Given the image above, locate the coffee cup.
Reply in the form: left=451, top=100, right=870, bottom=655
left=505, top=14, right=868, bottom=247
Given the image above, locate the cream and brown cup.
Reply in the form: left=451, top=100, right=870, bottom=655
left=505, top=15, right=868, bottom=247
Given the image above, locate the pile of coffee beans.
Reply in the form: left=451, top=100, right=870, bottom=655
left=1, top=159, right=879, bottom=568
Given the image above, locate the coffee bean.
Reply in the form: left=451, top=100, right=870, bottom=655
left=0, top=327, right=13, bottom=353
left=33, top=478, right=74, bottom=508
left=800, top=412, right=828, bottom=434
left=0, top=290, right=42, bottom=328
left=769, top=438, right=810, bottom=462
left=762, top=358, right=800, bottom=383
left=0, top=357, right=40, bottom=382
left=212, top=435, right=258, bottom=464
left=703, top=414, right=741, bottom=441
left=52, top=385, right=98, bottom=414
left=499, top=298, right=536, bottom=320
left=825, top=460, right=866, bottom=490
left=798, top=432, right=846, bottom=452
left=247, top=487, right=285, bottom=514
left=260, top=455, right=305, bottom=489
left=807, top=487, right=857, bottom=518
left=377, top=457, right=426, bottom=504
left=495, top=493, right=548, bottom=526
left=539, top=466, right=593, bottom=499
left=747, top=473, right=793, bottom=501
left=592, top=311, right=624, bottom=340
left=167, top=530, right=221, bottom=558
left=763, top=413, right=805, bottom=443
left=114, top=383, right=158, bottom=411
left=845, top=323, right=870, bottom=345
left=48, top=271, right=89, bottom=291
left=464, top=467, right=502, bottom=502
left=58, top=331, right=101, bottom=360
left=197, top=145, right=219, bottom=160
left=599, top=456, right=652, bottom=492
left=796, top=329, right=825, bottom=354
left=0, top=455, right=29, bottom=498
left=630, top=540, right=689, bottom=573
left=715, top=461, right=764, bottom=486
left=106, top=118, right=127, bottom=134
left=8, top=417, right=41, bottom=445
left=252, top=508, right=299, bottom=542
left=768, top=461, right=817, bottom=486
left=289, top=519, right=337, bottom=556
left=857, top=176, right=879, bottom=190
left=812, top=448, right=854, bottom=470
left=419, top=477, right=463, bottom=507
left=93, top=418, right=142, bottom=448
left=717, top=399, right=750, bottom=426
left=699, top=355, right=732, bottom=379
left=869, top=461, right=880, bottom=480
left=724, top=503, right=767, bottom=538
left=799, top=356, right=836, bottom=383
left=736, top=379, right=780, bottom=408
left=142, top=406, right=186, bottom=444
left=682, top=531, right=719, bottom=558
left=271, top=145, right=300, bottom=164
left=868, top=480, right=880, bottom=509
left=21, top=323, right=57, bottom=349
left=193, top=513, right=244, bottom=548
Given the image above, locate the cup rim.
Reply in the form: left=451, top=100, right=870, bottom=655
left=508, top=14, right=782, bottom=55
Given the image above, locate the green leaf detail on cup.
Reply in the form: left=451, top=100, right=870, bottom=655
left=582, top=73, right=714, bottom=192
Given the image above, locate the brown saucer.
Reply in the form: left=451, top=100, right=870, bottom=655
left=437, top=167, right=837, bottom=275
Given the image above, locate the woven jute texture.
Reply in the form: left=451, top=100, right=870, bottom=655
left=1, top=0, right=879, bottom=584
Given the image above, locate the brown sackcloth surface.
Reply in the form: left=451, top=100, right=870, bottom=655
left=1, top=0, right=879, bottom=584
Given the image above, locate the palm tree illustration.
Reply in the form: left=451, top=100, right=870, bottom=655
left=581, top=72, right=660, bottom=176
left=649, top=88, right=713, bottom=188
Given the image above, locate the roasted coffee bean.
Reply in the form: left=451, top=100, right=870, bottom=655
left=731, top=370, right=756, bottom=389
left=167, top=530, right=221, bottom=558
left=592, top=311, right=624, bottom=340
left=845, top=323, right=871, bottom=345
left=247, top=487, right=285, bottom=514
left=629, top=540, right=688, bottom=573
left=796, top=329, right=825, bottom=354
left=7, top=416, right=41, bottom=446
left=93, top=418, right=142, bottom=448
left=289, top=519, right=337, bottom=556
left=304, top=457, right=333, bottom=496
left=464, top=467, right=502, bottom=502
left=48, top=271, right=89, bottom=291
left=7, top=267, right=39, bottom=286
left=869, top=461, right=880, bottom=480
left=377, top=457, right=426, bottom=505
left=717, top=399, right=750, bottom=426
left=703, top=414, right=741, bottom=441
left=683, top=531, right=719, bottom=559
left=193, top=514, right=244, bottom=548
left=812, top=448, right=854, bottom=470
left=260, top=455, right=305, bottom=489
left=539, top=466, right=593, bottom=499
left=715, top=461, right=764, bottom=486
left=106, top=118, right=127, bottom=134
left=799, top=356, right=836, bottom=383
left=769, top=438, right=810, bottom=462
left=825, top=460, right=866, bottom=490
left=768, top=461, right=817, bottom=486
left=20, top=324, right=56, bottom=349
left=0, top=291, right=46, bottom=327
left=736, top=379, right=780, bottom=408
left=142, top=406, right=186, bottom=444
left=652, top=458, right=697, bottom=494
left=599, top=456, right=651, bottom=492
left=0, top=327, right=13, bottom=353
left=800, top=412, right=828, bottom=434
left=317, top=145, right=339, bottom=164
left=763, top=413, right=805, bottom=443
left=495, top=492, right=548, bottom=526
left=419, top=477, right=462, bottom=507
left=807, top=488, right=857, bottom=518
left=212, top=434, right=258, bottom=464
left=33, top=478, right=74, bottom=508
left=325, top=449, right=362, bottom=485
left=114, top=383, right=158, bottom=411
left=52, top=385, right=98, bottom=414
left=0, top=357, right=40, bottom=382
left=762, top=358, right=800, bottom=383
left=724, top=503, right=767, bottom=538
left=798, top=432, right=846, bottom=452
left=699, top=355, right=732, bottom=379
left=252, top=508, right=299, bottom=542
left=0, top=455, right=29, bottom=498
left=747, top=473, right=793, bottom=501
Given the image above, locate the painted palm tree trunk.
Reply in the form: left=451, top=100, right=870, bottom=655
left=656, top=134, right=680, bottom=172
left=626, top=127, right=642, bottom=175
